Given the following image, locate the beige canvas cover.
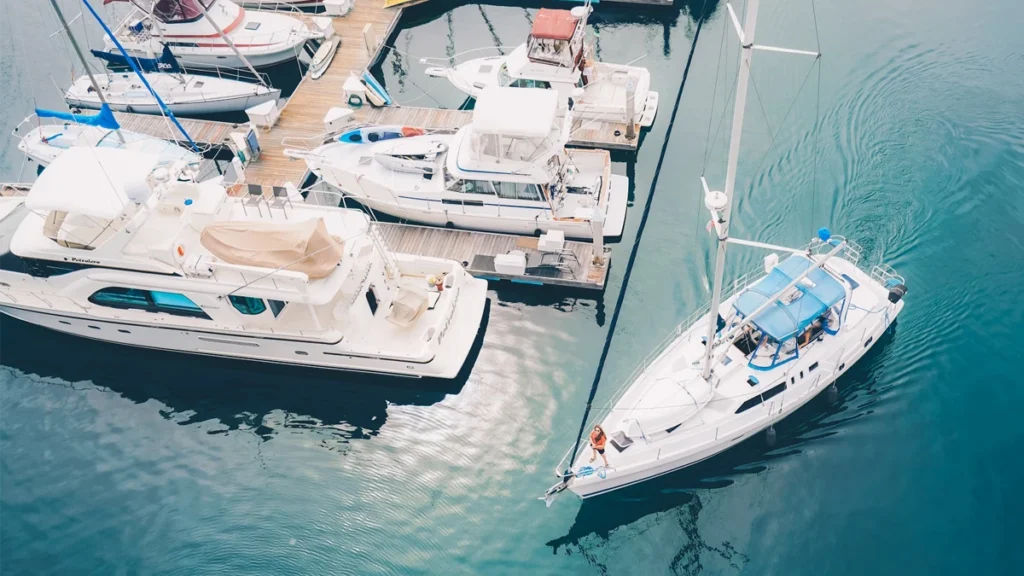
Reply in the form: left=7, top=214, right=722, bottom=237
left=200, top=218, right=344, bottom=280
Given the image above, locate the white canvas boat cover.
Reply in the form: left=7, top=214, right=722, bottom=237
left=472, top=87, right=558, bottom=138
left=387, top=286, right=429, bottom=327
left=200, top=218, right=344, bottom=280
left=26, top=148, right=159, bottom=220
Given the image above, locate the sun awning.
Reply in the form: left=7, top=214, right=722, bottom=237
left=25, top=148, right=159, bottom=220
left=531, top=9, right=579, bottom=40
left=733, top=255, right=847, bottom=341
left=472, top=87, right=558, bottom=138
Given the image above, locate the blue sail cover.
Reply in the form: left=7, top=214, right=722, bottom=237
left=36, top=103, right=120, bottom=130
left=733, top=255, right=847, bottom=341
left=90, top=45, right=182, bottom=74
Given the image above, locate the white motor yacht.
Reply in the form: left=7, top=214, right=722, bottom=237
left=100, top=0, right=327, bottom=69
left=65, top=48, right=281, bottom=117
left=425, top=4, right=658, bottom=128
left=0, top=148, right=488, bottom=379
left=291, top=87, right=629, bottom=239
left=545, top=0, right=908, bottom=502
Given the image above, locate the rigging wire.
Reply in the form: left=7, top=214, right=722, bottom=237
left=561, top=0, right=712, bottom=478
left=809, top=0, right=822, bottom=231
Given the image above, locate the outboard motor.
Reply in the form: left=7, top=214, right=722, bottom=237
left=888, top=283, right=908, bottom=304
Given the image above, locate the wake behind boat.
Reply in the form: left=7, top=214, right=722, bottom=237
left=291, top=87, right=628, bottom=240
left=425, top=3, right=658, bottom=128
left=0, top=148, right=488, bottom=379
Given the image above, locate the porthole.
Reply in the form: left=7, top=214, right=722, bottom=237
left=58, top=320, right=71, bottom=325
left=295, top=351, right=309, bottom=356
left=864, top=337, right=873, bottom=348
left=88, top=325, right=100, bottom=330
left=118, top=329, right=131, bottom=334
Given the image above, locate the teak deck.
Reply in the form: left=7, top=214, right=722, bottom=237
left=377, top=222, right=609, bottom=291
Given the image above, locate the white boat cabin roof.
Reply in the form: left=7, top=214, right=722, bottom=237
left=25, top=148, right=160, bottom=220
left=471, top=87, right=559, bottom=139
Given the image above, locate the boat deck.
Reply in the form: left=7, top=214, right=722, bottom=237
left=377, top=222, right=609, bottom=291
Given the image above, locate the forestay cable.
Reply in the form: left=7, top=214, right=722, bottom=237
left=561, top=0, right=712, bottom=480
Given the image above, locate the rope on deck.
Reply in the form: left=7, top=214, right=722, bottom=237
left=562, top=0, right=712, bottom=480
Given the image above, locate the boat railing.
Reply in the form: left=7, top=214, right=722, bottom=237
left=419, top=46, right=519, bottom=68
left=870, top=263, right=904, bottom=288
left=436, top=282, right=461, bottom=346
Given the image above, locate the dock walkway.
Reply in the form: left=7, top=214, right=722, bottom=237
left=377, top=222, right=609, bottom=291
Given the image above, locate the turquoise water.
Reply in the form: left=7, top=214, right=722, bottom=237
left=3, top=0, right=1024, bottom=573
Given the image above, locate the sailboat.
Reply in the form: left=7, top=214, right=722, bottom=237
left=14, top=105, right=201, bottom=169
left=290, top=87, right=629, bottom=239
left=425, top=2, right=658, bottom=128
left=545, top=0, right=908, bottom=501
left=98, top=0, right=324, bottom=70
left=0, top=148, right=489, bottom=379
left=66, top=46, right=281, bottom=116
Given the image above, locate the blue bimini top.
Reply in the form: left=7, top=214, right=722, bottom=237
left=733, top=255, right=847, bottom=341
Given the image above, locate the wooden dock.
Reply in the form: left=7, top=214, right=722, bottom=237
left=113, top=112, right=241, bottom=148
left=242, top=3, right=404, bottom=186
left=377, top=222, right=609, bottom=291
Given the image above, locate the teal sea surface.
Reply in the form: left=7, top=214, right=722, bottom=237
left=2, top=0, right=1023, bottom=573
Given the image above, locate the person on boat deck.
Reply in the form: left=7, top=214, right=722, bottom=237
left=800, top=318, right=825, bottom=347
left=589, top=425, right=609, bottom=467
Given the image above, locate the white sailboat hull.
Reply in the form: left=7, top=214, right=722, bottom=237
left=567, top=257, right=904, bottom=499
left=16, top=124, right=201, bottom=168
left=65, top=73, right=281, bottom=116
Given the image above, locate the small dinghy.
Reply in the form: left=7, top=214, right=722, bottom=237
left=310, top=38, right=340, bottom=80
left=373, top=140, right=448, bottom=175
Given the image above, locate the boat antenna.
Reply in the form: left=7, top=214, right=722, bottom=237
left=48, top=0, right=126, bottom=145
left=81, top=0, right=199, bottom=152
left=194, top=1, right=267, bottom=88
left=699, top=0, right=761, bottom=381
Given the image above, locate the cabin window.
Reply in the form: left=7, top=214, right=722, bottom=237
left=229, top=295, right=267, bottom=315
left=497, top=63, right=511, bottom=87
left=365, top=286, right=379, bottom=315
left=89, top=287, right=210, bottom=320
left=90, top=287, right=150, bottom=310
left=460, top=180, right=496, bottom=196
left=510, top=78, right=551, bottom=89
left=735, top=382, right=788, bottom=414
left=268, top=300, right=287, bottom=318
left=494, top=182, right=543, bottom=202
left=809, top=362, right=819, bottom=372
left=150, top=291, right=205, bottom=317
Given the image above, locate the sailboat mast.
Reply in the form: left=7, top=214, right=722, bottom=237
left=48, top=0, right=126, bottom=144
left=701, top=0, right=761, bottom=381
left=195, top=1, right=266, bottom=87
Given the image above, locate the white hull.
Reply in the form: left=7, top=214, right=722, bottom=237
left=66, top=73, right=281, bottom=117
left=0, top=276, right=487, bottom=379
left=17, top=124, right=201, bottom=168
left=566, top=255, right=905, bottom=498
left=103, top=0, right=320, bottom=70
left=337, top=175, right=629, bottom=239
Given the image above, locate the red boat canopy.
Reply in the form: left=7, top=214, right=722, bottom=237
left=530, top=9, right=579, bottom=41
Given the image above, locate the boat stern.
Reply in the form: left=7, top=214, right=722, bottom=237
left=602, top=174, right=629, bottom=237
